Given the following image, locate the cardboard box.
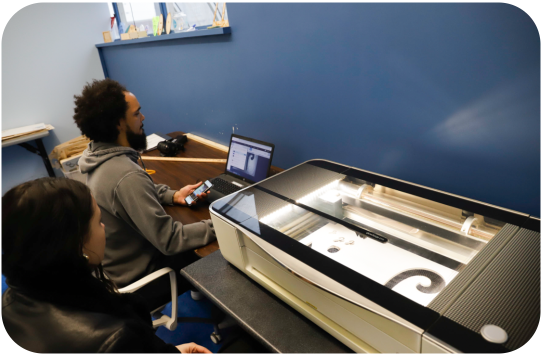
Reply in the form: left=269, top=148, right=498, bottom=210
left=49, top=135, right=89, bottom=169
left=59, top=153, right=86, bottom=183
left=59, top=153, right=82, bottom=172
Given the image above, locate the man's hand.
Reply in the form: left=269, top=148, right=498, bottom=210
left=176, top=342, right=212, bottom=353
left=173, top=182, right=210, bottom=206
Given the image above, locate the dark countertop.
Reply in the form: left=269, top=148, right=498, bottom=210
left=181, top=250, right=353, bottom=353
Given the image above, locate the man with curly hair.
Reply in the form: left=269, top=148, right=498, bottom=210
left=74, top=78, right=215, bottom=308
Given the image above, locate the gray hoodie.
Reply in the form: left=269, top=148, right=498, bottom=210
left=79, top=142, right=216, bottom=288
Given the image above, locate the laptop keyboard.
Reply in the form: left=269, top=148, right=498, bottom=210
left=211, top=177, right=243, bottom=195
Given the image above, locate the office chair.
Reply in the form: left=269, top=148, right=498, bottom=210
left=118, top=267, right=234, bottom=343
left=118, top=267, right=179, bottom=330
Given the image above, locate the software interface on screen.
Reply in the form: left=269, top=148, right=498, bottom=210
left=226, top=137, right=272, bottom=182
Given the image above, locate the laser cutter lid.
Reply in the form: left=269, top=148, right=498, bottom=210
left=211, top=159, right=531, bottom=331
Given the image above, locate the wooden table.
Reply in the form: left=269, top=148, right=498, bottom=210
left=142, top=131, right=283, bottom=257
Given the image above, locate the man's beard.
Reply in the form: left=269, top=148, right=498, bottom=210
left=126, top=125, right=147, bottom=151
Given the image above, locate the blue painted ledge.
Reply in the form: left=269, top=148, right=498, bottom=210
left=96, top=27, right=231, bottom=48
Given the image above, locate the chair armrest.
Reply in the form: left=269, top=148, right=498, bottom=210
left=118, top=267, right=175, bottom=293
left=117, top=267, right=179, bottom=330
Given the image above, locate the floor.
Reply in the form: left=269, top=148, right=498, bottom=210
left=154, top=290, right=226, bottom=352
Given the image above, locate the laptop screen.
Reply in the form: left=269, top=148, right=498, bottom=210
left=225, top=135, right=274, bottom=183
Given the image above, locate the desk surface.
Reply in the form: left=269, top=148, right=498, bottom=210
left=2, top=129, right=50, bottom=148
left=142, top=131, right=227, bottom=225
left=181, top=251, right=352, bottom=354
left=142, top=131, right=284, bottom=256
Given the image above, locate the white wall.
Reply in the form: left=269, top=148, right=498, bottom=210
left=1, top=3, right=110, bottom=193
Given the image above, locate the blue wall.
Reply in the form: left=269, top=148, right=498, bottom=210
left=2, top=3, right=109, bottom=194
left=99, top=3, right=540, bottom=216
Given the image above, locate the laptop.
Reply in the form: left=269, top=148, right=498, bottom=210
left=207, top=134, right=275, bottom=203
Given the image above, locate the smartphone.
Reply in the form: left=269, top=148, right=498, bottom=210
left=185, top=180, right=213, bottom=205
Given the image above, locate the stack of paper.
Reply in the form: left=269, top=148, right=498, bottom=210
left=145, top=133, right=174, bottom=152
left=2, top=123, right=55, bottom=141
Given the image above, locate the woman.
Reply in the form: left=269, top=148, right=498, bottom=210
left=2, top=177, right=211, bottom=353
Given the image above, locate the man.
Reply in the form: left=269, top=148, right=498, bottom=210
left=74, top=79, right=215, bottom=306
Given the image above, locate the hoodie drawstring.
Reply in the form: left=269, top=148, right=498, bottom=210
left=138, top=153, right=155, bottom=175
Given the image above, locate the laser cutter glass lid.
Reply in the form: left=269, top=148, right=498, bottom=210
left=211, top=160, right=517, bottom=308
left=251, top=161, right=509, bottom=306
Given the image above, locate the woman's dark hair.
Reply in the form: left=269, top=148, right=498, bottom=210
left=73, top=78, right=128, bottom=143
left=2, top=177, right=120, bottom=311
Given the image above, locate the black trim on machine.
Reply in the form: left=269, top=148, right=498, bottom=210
left=427, top=316, right=508, bottom=353
left=305, top=159, right=351, bottom=174
left=521, top=217, right=540, bottom=233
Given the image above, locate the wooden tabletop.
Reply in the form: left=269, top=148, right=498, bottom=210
left=2, top=129, right=50, bottom=148
left=142, top=131, right=283, bottom=257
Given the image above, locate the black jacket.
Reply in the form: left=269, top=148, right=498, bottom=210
left=2, top=287, right=180, bottom=353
